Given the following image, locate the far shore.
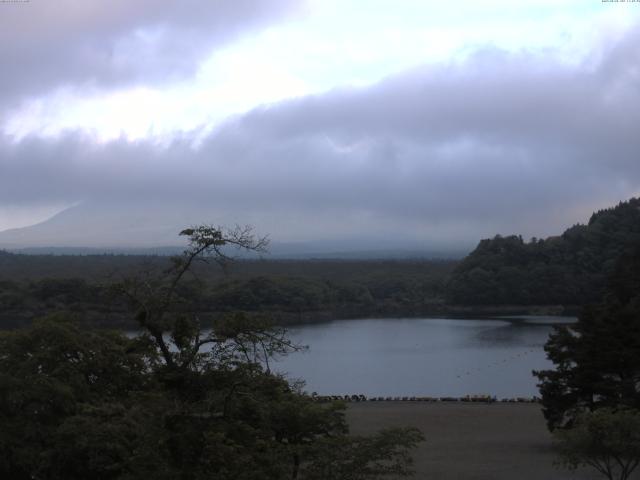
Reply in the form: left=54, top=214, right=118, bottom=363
left=346, top=402, right=605, bottom=480
left=0, top=305, right=579, bottom=331
left=269, top=304, right=579, bottom=327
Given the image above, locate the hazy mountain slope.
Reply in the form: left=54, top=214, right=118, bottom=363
left=0, top=201, right=467, bottom=258
left=0, top=201, right=204, bottom=248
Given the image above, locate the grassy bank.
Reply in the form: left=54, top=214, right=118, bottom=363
left=346, top=402, right=604, bottom=480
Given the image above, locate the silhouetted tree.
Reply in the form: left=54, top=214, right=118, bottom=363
left=535, top=244, right=640, bottom=430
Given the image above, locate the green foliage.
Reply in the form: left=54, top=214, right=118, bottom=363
left=0, top=257, right=456, bottom=329
left=448, top=197, right=640, bottom=306
left=301, top=427, right=424, bottom=480
left=0, top=316, right=159, bottom=480
left=554, top=408, right=640, bottom=480
left=0, top=319, right=421, bottom=479
left=0, top=226, right=424, bottom=479
left=534, top=245, right=640, bottom=430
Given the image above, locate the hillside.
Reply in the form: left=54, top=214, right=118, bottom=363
left=447, top=197, right=640, bottom=306
left=0, top=201, right=468, bottom=258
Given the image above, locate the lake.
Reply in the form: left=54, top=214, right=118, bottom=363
left=274, top=316, right=574, bottom=398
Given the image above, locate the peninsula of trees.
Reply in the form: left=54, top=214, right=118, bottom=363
left=446, top=197, right=640, bottom=306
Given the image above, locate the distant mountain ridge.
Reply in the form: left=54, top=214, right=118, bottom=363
left=0, top=202, right=196, bottom=248
left=447, top=197, right=640, bottom=306
left=0, top=201, right=467, bottom=259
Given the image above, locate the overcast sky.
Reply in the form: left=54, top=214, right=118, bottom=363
left=1, top=0, right=639, bottom=249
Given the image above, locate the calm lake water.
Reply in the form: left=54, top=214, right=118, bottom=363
left=274, top=316, right=574, bottom=398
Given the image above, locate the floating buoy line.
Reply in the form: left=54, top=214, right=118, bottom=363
left=309, top=394, right=540, bottom=403
left=455, top=348, right=539, bottom=379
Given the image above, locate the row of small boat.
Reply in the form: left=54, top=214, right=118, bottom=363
left=309, top=394, right=541, bottom=403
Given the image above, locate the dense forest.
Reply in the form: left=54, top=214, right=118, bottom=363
left=0, top=255, right=456, bottom=329
left=447, top=197, right=640, bottom=306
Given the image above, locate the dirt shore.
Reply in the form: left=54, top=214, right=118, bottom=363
left=346, top=402, right=611, bottom=480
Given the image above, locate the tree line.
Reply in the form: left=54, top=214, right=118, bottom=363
left=447, top=197, right=640, bottom=306
left=0, top=257, right=455, bottom=329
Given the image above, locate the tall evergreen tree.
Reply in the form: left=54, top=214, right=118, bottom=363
left=535, top=244, right=640, bottom=430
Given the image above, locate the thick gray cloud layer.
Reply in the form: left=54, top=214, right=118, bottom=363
left=1, top=25, right=639, bottom=247
left=0, top=0, right=297, bottom=109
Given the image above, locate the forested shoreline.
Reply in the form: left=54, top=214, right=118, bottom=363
left=0, top=254, right=576, bottom=330
left=447, top=198, right=640, bottom=305
left=0, top=256, right=457, bottom=329
left=1, top=197, right=638, bottom=329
